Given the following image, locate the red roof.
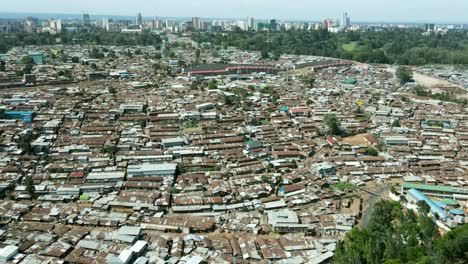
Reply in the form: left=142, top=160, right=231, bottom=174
left=291, top=108, right=309, bottom=113
left=363, top=134, right=378, bottom=144
left=69, top=171, right=85, bottom=178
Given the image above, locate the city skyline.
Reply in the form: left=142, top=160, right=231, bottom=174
left=1, top=0, right=468, bottom=23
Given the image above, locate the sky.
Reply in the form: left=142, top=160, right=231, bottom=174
left=1, top=0, right=467, bottom=23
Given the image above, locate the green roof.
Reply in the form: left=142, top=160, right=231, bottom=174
left=79, top=194, right=90, bottom=200
left=246, top=140, right=263, bottom=148
left=402, top=183, right=468, bottom=195
left=342, top=79, right=357, bottom=84
left=440, top=198, right=459, bottom=206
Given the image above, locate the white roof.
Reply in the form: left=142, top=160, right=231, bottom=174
left=130, top=240, right=147, bottom=253
left=127, top=163, right=177, bottom=172
left=0, top=245, right=18, bottom=259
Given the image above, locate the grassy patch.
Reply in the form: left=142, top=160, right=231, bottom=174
left=334, top=182, right=357, bottom=192
left=342, top=42, right=358, bottom=52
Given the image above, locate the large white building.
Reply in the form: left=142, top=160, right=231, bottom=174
left=342, top=12, right=351, bottom=29
left=127, top=163, right=178, bottom=177
left=247, top=17, right=255, bottom=31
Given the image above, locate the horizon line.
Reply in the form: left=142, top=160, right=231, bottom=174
left=1, top=11, right=467, bottom=25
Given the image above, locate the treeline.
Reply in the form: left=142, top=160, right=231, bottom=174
left=334, top=200, right=468, bottom=264
left=192, top=29, right=468, bottom=65
left=0, top=30, right=162, bottom=53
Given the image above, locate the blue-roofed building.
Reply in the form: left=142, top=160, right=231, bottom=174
left=279, top=106, right=289, bottom=112
left=28, top=52, right=44, bottom=65
left=407, top=189, right=449, bottom=220
left=449, top=209, right=464, bottom=216
left=434, top=201, right=447, bottom=209
left=3, top=111, right=35, bottom=123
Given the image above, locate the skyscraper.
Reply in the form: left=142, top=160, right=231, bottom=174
left=192, top=17, right=201, bottom=30
left=269, top=19, right=277, bottom=32
left=247, top=17, right=255, bottom=31
left=136, top=13, right=143, bottom=25
left=342, top=12, right=351, bottom=29
left=83, top=13, right=91, bottom=26
left=102, top=18, right=110, bottom=31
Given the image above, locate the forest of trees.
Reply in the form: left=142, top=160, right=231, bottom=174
left=0, top=29, right=162, bottom=53
left=2, top=28, right=468, bottom=66
left=193, top=29, right=468, bottom=65
left=334, top=200, right=468, bottom=264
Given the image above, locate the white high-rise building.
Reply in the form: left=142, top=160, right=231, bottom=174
left=247, top=17, right=255, bottom=31
left=342, top=12, right=351, bottom=29
left=237, top=21, right=247, bottom=31
left=192, top=17, right=201, bottom=30
left=102, top=18, right=110, bottom=31
left=49, top=19, right=62, bottom=34
left=136, top=13, right=143, bottom=25
left=152, top=17, right=163, bottom=29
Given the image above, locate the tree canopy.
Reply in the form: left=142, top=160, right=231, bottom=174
left=335, top=199, right=467, bottom=264
left=192, top=29, right=468, bottom=65
left=0, top=30, right=162, bottom=54
left=396, top=66, right=413, bottom=84
left=323, top=114, right=342, bottom=135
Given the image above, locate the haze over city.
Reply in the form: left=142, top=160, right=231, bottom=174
left=2, top=0, right=468, bottom=23
left=0, top=1, right=467, bottom=264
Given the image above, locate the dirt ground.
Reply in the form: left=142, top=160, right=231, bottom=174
left=342, top=134, right=371, bottom=147
left=412, top=72, right=467, bottom=98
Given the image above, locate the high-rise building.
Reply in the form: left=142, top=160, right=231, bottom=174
left=192, top=17, right=201, bottom=30
left=136, top=13, right=143, bottom=25
left=102, top=18, right=110, bottom=31
left=25, top=17, right=38, bottom=33
left=322, top=19, right=333, bottom=30
left=152, top=18, right=163, bottom=30
left=166, top=19, right=176, bottom=28
left=424, top=23, right=435, bottom=32
left=49, top=19, right=62, bottom=34
left=269, top=19, right=277, bottom=32
left=247, top=17, right=255, bottom=31
left=341, top=12, right=351, bottom=29
left=83, top=13, right=91, bottom=26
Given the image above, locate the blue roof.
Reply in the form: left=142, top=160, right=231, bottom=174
left=434, top=201, right=446, bottom=209
left=4, top=111, right=34, bottom=115
left=279, top=106, right=289, bottom=111
left=408, top=189, right=449, bottom=219
left=450, top=209, right=464, bottom=215
left=3, top=111, right=35, bottom=123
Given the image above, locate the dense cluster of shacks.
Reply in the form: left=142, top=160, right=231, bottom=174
left=0, top=39, right=467, bottom=263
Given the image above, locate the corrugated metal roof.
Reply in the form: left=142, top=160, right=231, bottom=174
left=403, top=183, right=468, bottom=194
left=408, top=189, right=449, bottom=219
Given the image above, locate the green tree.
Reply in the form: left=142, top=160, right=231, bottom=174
left=208, top=80, right=218, bottom=90
left=323, top=114, right=341, bottom=135
left=417, top=200, right=431, bottom=214
left=0, top=60, right=5, bottom=71
left=101, top=145, right=119, bottom=158
left=195, top=49, right=201, bottom=64
left=261, top=175, right=270, bottom=183
left=434, top=224, right=468, bottom=263
left=392, top=120, right=401, bottom=127
left=169, top=187, right=180, bottom=194
left=108, top=86, right=117, bottom=95
left=302, top=76, right=316, bottom=88
left=24, top=176, right=35, bottom=198
left=21, top=56, right=34, bottom=65
left=18, top=133, right=35, bottom=154
left=396, top=66, right=413, bottom=85
left=366, top=147, right=379, bottom=156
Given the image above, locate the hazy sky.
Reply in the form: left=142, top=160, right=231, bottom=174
left=2, top=0, right=467, bottom=23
